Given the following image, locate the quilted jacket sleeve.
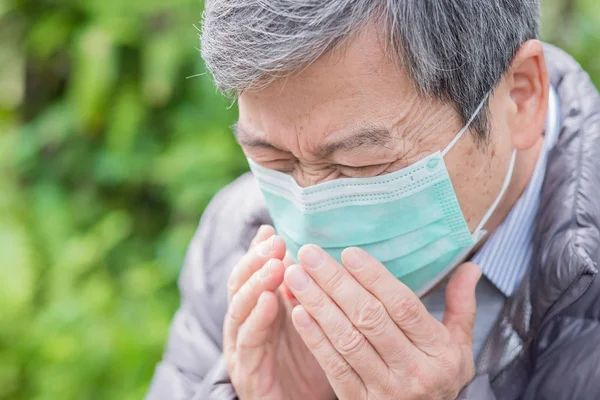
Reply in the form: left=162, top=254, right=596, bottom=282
left=520, top=270, right=600, bottom=400
left=145, top=174, right=270, bottom=400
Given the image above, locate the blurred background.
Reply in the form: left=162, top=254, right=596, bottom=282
left=0, top=0, right=598, bottom=399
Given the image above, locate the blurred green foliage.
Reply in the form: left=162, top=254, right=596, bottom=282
left=0, top=0, right=598, bottom=399
left=0, top=1, right=247, bottom=399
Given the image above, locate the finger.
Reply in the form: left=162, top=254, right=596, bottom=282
left=292, top=305, right=366, bottom=400
left=236, top=291, right=280, bottom=373
left=223, top=259, right=284, bottom=355
left=227, top=235, right=286, bottom=303
left=249, top=225, right=275, bottom=249
left=297, top=245, right=415, bottom=367
left=284, top=264, right=388, bottom=383
left=279, top=281, right=298, bottom=304
left=443, top=262, right=481, bottom=347
left=282, top=250, right=295, bottom=268
left=279, top=251, right=299, bottom=303
left=341, top=247, right=447, bottom=357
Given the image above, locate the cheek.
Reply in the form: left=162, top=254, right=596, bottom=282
left=448, top=147, right=499, bottom=231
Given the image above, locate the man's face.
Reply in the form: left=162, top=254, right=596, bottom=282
left=237, top=26, right=515, bottom=232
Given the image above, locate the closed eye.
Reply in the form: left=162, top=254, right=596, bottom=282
left=336, top=164, right=392, bottom=178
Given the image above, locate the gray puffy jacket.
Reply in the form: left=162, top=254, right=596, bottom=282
left=146, top=44, right=600, bottom=400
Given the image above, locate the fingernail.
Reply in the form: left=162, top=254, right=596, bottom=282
left=343, top=248, right=364, bottom=271
left=256, top=225, right=268, bottom=239
left=258, top=236, right=275, bottom=257
left=300, top=245, right=324, bottom=269
left=259, top=259, right=274, bottom=279
left=294, top=306, right=313, bottom=328
left=286, top=266, right=310, bottom=291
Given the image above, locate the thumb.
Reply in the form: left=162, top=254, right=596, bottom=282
left=442, top=262, right=482, bottom=346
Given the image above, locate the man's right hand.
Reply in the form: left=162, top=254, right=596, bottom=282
left=223, top=225, right=335, bottom=400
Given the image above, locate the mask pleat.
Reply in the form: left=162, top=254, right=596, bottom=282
left=249, top=153, right=441, bottom=205
left=265, top=183, right=451, bottom=247
left=283, top=219, right=451, bottom=261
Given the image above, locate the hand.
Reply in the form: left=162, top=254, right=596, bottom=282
left=223, top=226, right=335, bottom=400
left=284, top=245, right=482, bottom=400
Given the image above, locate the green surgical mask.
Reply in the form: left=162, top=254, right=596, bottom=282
left=248, top=98, right=516, bottom=296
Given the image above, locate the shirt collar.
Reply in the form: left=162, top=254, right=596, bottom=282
left=471, top=87, right=561, bottom=296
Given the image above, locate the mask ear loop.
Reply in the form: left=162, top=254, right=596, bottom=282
left=442, top=95, right=489, bottom=157
left=440, top=93, right=517, bottom=236
left=473, top=149, right=517, bottom=235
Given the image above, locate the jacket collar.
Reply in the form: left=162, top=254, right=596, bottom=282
left=530, top=43, right=600, bottom=330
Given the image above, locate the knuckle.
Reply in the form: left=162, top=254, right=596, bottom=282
left=390, top=294, right=421, bottom=327
left=236, top=330, right=260, bottom=351
left=229, top=284, right=256, bottom=322
left=249, top=266, right=265, bottom=287
left=227, top=302, right=244, bottom=325
left=410, top=382, right=430, bottom=400
left=354, top=299, right=388, bottom=334
left=310, top=329, right=334, bottom=357
left=321, top=268, right=346, bottom=293
left=373, top=378, right=396, bottom=399
left=235, top=288, right=251, bottom=310
left=244, top=272, right=261, bottom=293
left=305, top=290, right=329, bottom=312
left=364, top=267, right=385, bottom=288
left=236, top=339, right=254, bottom=351
left=325, top=354, right=354, bottom=382
left=408, top=367, right=433, bottom=398
left=336, top=325, right=367, bottom=356
left=310, top=327, right=331, bottom=350
left=228, top=257, right=253, bottom=292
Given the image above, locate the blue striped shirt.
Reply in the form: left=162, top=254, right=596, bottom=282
left=472, top=87, right=561, bottom=296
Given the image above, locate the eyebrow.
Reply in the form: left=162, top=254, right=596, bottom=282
left=232, top=123, right=282, bottom=152
left=232, top=122, right=392, bottom=158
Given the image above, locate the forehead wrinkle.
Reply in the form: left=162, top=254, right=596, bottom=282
left=391, top=100, right=461, bottom=163
left=232, top=122, right=283, bottom=151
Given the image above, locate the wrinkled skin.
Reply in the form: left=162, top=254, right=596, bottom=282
left=285, top=244, right=481, bottom=400
left=224, top=226, right=335, bottom=400
left=227, top=21, right=549, bottom=400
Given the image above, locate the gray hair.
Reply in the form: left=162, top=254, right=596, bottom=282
left=200, top=0, right=540, bottom=141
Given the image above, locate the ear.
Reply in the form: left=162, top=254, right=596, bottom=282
left=502, top=40, right=549, bottom=151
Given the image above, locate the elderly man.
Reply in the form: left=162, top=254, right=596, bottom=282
left=147, top=1, right=600, bottom=399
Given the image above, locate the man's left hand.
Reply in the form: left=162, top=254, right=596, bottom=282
left=283, top=245, right=482, bottom=400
